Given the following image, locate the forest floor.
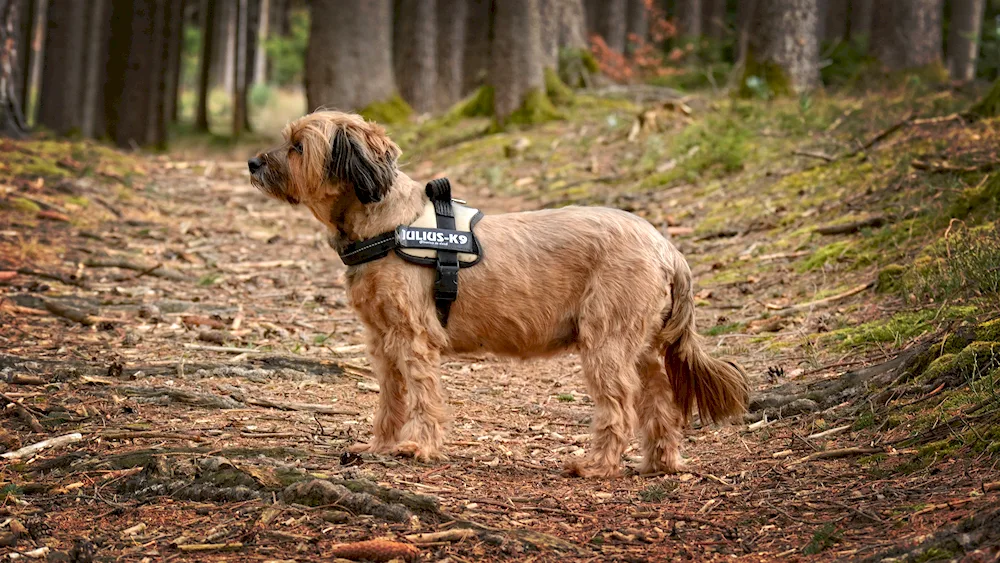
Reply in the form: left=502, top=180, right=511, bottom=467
left=2, top=82, right=1000, bottom=562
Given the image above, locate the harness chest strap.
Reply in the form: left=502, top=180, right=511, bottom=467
left=337, top=178, right=483, bottom=326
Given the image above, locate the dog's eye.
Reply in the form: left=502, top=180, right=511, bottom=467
left=291, top=142, right=303, bottom=155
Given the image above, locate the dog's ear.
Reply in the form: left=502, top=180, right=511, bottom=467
left=329, top=124, right=400, bottom=204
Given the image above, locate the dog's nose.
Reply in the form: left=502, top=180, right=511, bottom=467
left=248, top=157, right=264, bottom=174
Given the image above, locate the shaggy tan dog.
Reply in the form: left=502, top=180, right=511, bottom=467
left=248, top=110, right=750, bottom=478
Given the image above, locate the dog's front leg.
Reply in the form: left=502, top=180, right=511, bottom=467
left=349, top=335, right=408, bottom=455
left=391, top=337, right=448, bottom=462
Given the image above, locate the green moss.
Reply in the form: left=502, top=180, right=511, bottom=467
left=876, top=265, right=906, bottom=294
left=558, top=48, right=598, bottom=88
left=493, top=88, right=564, bottom=132
left=737, top=52, right=793, bottom=99
left=948, top=174, right=1000, bottom=219
left=968, top=78, right=1000, bottom=119
left=798, top=241, right=855, bottom=272
left=704, top=322, right=745, bottom=337
left=826, top=307, right=977, bottom=350
left=357, top=94, right=413, bottom=124
left=544, top=68, right=575, bottom=106
left=975, top=318, right=1000, bottom=341
left=9, top=197, right=42, bottom=214
left=446, top=86, right=495, bottom=121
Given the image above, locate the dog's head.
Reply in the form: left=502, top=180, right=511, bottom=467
left=248, top=111, right=401, bottom=209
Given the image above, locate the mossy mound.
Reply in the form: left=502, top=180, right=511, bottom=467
left=558, top=47, right=598, bottom=89
left=545, top=68, right=575, bottom=106
left=492, top=88, right=564, bottom=132
left=446, top=85, right=495, bottom=121
left=735, top=53, right=793, bottom=99
left=876, top=264, right=907, bottom=293
left=949, top=174, right=1000, bottom=219
left=358, top=94, right=413, bottom=125
left=967, top=78, right=1000, bottom=119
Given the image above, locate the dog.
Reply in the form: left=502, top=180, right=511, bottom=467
left=248, top=110, right=750, bottom=478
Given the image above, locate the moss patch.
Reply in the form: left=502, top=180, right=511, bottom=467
left=545, top=68, right=575, bottom=107
left=948, top=174, right=1000, bottom=220
left=967, top=78, right=1000, bottom=119
left=358, top=94, right=413, bottom=124
left=737, top=53, right=793, bottom=99
left=493, top=88, right=564, bottom=132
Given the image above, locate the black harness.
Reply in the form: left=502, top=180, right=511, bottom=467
left=337, top=178, right=483, bottom=327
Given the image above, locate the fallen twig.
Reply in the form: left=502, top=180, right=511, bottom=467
left=16, top=267, right=87, bottom=288
left=182, top=344, right=265, bottom=354
left=1, top=433, right=84, bottom=459
left=96, top=430, right=208, bottom=442
left=405, top=529, right=478, bottom=544
left=840, top=111, right=916, bottom=160
left=910, top=159, right=1000, bottom=174
left=246, top=397, right=358, bottom=415
left=176, top=543, right=244, bottom=552
left=41, top=298, right=99, bottom=326
left=768, top=282, right=874, bottom=318
left=806, top=425, right=852, bottom=440
left=815, top=217, right=887, bottom=235
left=2, top=372, right=46, bottom=385
left=786, top=446, right=883, bottom=466
left=792, top=149, right=836, bottom=162
left=84, top=256, right=188, bottom=281
left=116, top=386, right=244, bottom=409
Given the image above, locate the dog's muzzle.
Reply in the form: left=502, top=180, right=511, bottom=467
left=248, top=157, right=264, bottom=175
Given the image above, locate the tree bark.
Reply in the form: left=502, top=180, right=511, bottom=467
left=462, top=0, right=490, bottom=93
left=595, top=0, right=626, bottom=52
left=394, top=0, right=436, bottom=113
left=823, top=0, right=848, bottom=42
left=80, top=0, right=110, bottom=138
left=268, top=0, right=287, bottom=36
left=540, top=0, right=587, bottom=70
left=211, top=0, right=234, bottom=90
left=676, top=0, right=702, bottom=39
left=734, top=0, right=758, bottom=66
left=1, top=0, right=28, bottom=136
left=163, top=0, right=184, bottom=126
left=436, top=0, right=466, bottom=109
left=14, top=0, right=34, bottom=110
left=847, top=0, right=872, bottom=44
left=105, top=0, right=160, bottom=148
left=947, top=0, right=985, bottom=83
left=38, top=0, right=85, bottom=135
left=253, top=0, right=268, bottom=85
left=306, top=0, right=395, bottom=112
left=871, top=0, right=942, bottom=71
left=196, top=0, right=216, bottom=131
left=145, top=0, right=168, bottom=147
left=490, top=0, right=546, bottom=126
left=232, top=0, right=246, bottom=138
left=754, top=0, right=820, bottom=93
left=702, top=0, right=726, bottom=40
left=625, top=0, right=647, bottom=51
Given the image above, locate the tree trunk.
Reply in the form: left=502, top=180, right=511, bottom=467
left=14, top=0, right=34, bottom=110
left=145, top=0, right=168, bottom=147
left=847, top=0, right=872, bottom=44
left=38, top=0, right=85, bottom=135
left=163, top=0, right=184, bottom=126
left=268, top=0, right=287, bottom=36
left=394, top=0, right=436, bottom=113
left=823, top=0, right=848, bottom=42
left=754, top=0, right=820, bottom=94
left=871, top=0, right=942, bottom=71
left=196, top=0, right=215, bottom=131
left=540, top=0, right=587, bottom=70
left=490, top=0, right=548, bottom=126
left=625, top=0, right=647, bottom=52
left=232, top=0, right=246, bottom=138
left=306, top=0, right=395, bottom=112
left=80, top=0, right=110, bottom=138
left=702, top=0, right=726, bottom=40
left=211, top=0, right=234, bottom=90
left=947, top=0, right=985, bottom=83
left=253, top=0, right=268, bottom=86
left=0, top=0, right=28, bottom=136
left=595, top=0, right=626, bottom=52
left=436, top=0, right=466, bottom=109
left=105, top=0, right=161, bottom=148
left=462, top=0, right=490, bottom=93
left=734, top=0, right=758, bottom=65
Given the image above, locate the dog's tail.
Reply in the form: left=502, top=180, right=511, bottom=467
left=660, top=260, right=750, bottom=425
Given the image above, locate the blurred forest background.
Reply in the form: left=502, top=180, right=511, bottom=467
left=3, top=0, right=1000, bottom=147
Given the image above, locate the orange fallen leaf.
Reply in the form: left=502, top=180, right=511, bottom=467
left=37, top=210, right=70, bottom=222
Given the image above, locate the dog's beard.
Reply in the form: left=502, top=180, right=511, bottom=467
left=250, top=171, right=298, bottom=205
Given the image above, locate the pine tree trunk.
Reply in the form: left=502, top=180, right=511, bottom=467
left=436, top=0, right=466, bottom=109
left=847, top=0, right=872, bottom=44
left=80, top=0, right=110, bottom=138
left=253, top=0, right=268, bottom=86
left=145, top=0, right=168, bottom=147
left=232, top=0, right=246, bottom=138
left=212, top=0, right=235, bottom=90
left=0, top=0, right=28, bottom=136
left=394, top=0, right=436, bottom=113
left=163, top=0, right=184, bottom=127
left=38, top=0, right=85, bottom=135
left=196, top=0, right=215, bottom=131
left=540, top=0, right=587, bottom=70
left=462, top=0, right=490, bottom=94
left=105, top=0, right=160, bottom=148
left=703, top=0, right=726, bottom=39
left=269, top=0, right=287, bottom=36
left=947, top=0, right=985, bottom=83
left=872, top=0, right=942, bottom=71
left=625, top=0, right=647, bottom=52
left=823, top=0, right=848, bottom=42
left=596, top=0, right=626, bottom=52
left=14, top=0, right=34, bottom=111
left=490, top=0, right=547, bottom=126
left=306, top=0, right=395, bottom=112
left=677, top=0, right=702, bottom=39
left=754, top=0, right=820, bottom=94
left=734, top=0, right=758, bottom=66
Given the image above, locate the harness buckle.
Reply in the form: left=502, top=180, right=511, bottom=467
left=434, top=263, right=460, bottom=302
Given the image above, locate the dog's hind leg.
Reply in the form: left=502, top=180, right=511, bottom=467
left=566, top=333, right=642, bottom=478
left=636, top=350, right=684, bottom=475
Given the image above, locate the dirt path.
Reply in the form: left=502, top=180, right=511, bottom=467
left=2, top=139, right=999, bottom=562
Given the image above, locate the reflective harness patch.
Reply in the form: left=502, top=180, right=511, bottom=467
left=337, top=178, right=483, bottom=326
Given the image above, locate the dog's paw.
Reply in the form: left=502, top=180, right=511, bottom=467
left=392, top=441, right=448, bottom=463
left=563, top=459, right=622, bottom=479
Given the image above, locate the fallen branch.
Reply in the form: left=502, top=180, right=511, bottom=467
left=84, top=256, right=188, bottom=281
left=910, top=159, right=1000, bottom=174
left=16, top=267, right=88, bottom=288
left=2, top=373, right=46, bottom=385
left=786, top=446, right=883, bottom=466
left=815, top=217, right=887, bottom=235
left=96, top=430, right=208, bottom=442
left=768, top=282, right=874, bottom=318
left=117, top=386, right=244, bottom=409
left=176, top=543, right=244, bottom=552
left=41, top=299, right=98, bottom=326
left=792, top=149, right=836, bottom=162
left=839, top=111, right=916, bottom=160
left=246, top=397, right=358, bottom=415
left=182, top=344, right=265, bottom=354
left=1, top=433, right=84, bottom=459
left=806, top=425, right=852, bottom=440
left=405, top=529, right=478, bottom=544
